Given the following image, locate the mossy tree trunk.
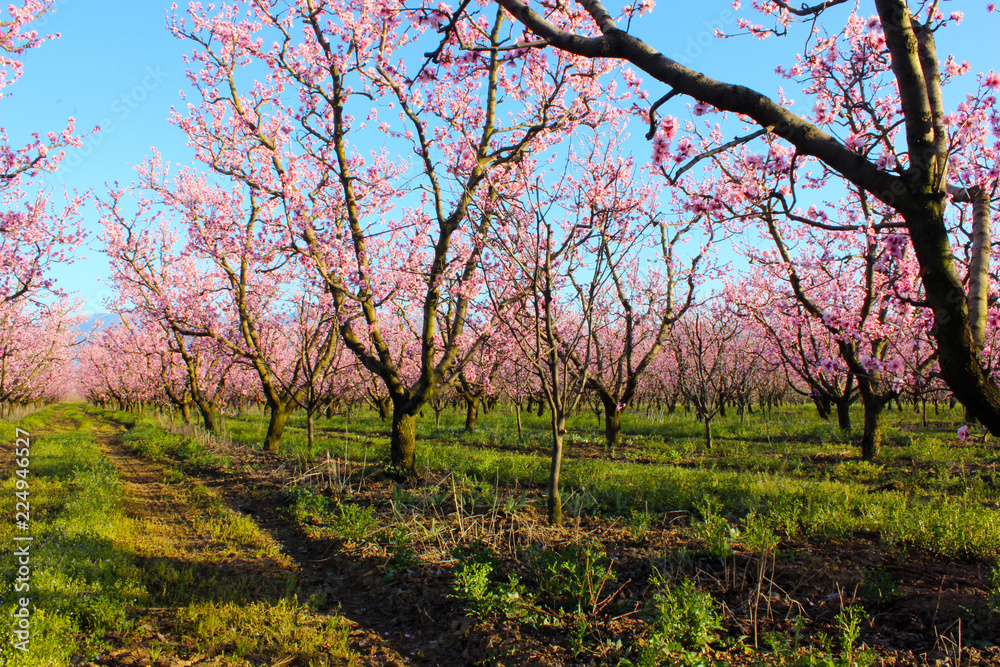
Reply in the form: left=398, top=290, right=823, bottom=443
left=264, top=399, right=293, bottom=453
left=390, top=407, right=417, bottom=473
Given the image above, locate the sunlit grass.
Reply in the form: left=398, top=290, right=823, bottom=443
left=1, top=403, right=361, bottom=665
left=0, top=406, right=147, bottom=665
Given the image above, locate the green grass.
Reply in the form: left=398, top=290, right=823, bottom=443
left=0, top=405, right=148, bottom=665
left=1, top=403, right=361, bottom=665
left=113, top=399, right=1000, bottom=559
left=176, top=598, right=356, bottom=665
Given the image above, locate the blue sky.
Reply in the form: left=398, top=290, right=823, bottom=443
left=1, top=1, right=996, bottom=314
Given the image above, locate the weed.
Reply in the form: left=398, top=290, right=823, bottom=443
left=761, top=608, right=875, bottom=667
left=334, top=501, right=378, bottom=543
left=502, top=491, right=531, bottom=515
left=988, top=559, right=1000, bottom=615
left=384, top=526, right=419, bottom=579
left=628, top=506, right=653, bottom=539
left=528, top=540, right=617, bottom=614
left=741, top=511, right=780, bottom=554
left=693, top=498, right=739, bottom=561
left=563, top=487, right=599, bottom=516
left=638, top=575, right=722, bottom=665
left=450, top=558, right=531, bottom=621
left=860, top=568, right=900, bottom=608
left=835, top=606, right=875, bottom=667
left=292, top=486, right=331, bottom=523
left=162, top=467, right=186, bottom=484
left=421, top=485, right=450, bottom=509
left=391, top=483, right=419, bottom=509
left=767, top=497, right=804, bottom=539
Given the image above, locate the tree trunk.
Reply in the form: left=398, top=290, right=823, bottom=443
left=179, top=401, right=192, bottom=425
left=547, top=413, right=565, bottom=526
left=902, top=205, right=1000, bottom=437
left=264, top=401, right=292, bottom=453
left=514, top=401, right=523, bottom=439
left=835, top=396, right=852, bottom=431
left=860, top=393, right=884, bottom=462
left=814, top=395, right=832, bottom=421
left=390, top=408, right=417, bottom=474
left=307, top=410, right=316, bottom=455
left=704, top=416, right=713, bottom=450
left=376, top=396, right=392, bottom=421
left=602, top=398, right=621, bottom=453
left=962, top=186, right=991, bottom=351
left=464, top=396, right=479, bottom=432
left=193, top=396, right=217, bottom=433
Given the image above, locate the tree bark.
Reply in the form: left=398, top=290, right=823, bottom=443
left=547, top=414, right=565, bottom=526
left=860, top=393, right=884, bottom=462
left=390, top=408, right=418, bottom=473
left=307, top=410, right=316, bottom=455
left=376, top=395, right=392, bottom=421
left=835, top=396, right=852, bottom=431
left=814, top=395, right=832, bottom=421
left=264, top=401, right=292, bottom=453
left=193, top=395, right=217, bottom=433
left=463, top=395, right=479, bottom=432
left=602, top=397, right=621, bottom=453
left=179, top=401, right=192, bottom=425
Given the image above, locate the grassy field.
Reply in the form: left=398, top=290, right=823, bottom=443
left=1, top=400, right=997, bottom=665
left=0, top=404, right=358, bottom=666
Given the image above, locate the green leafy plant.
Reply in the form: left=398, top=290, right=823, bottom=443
left=988, top=559, right=1000, bottom=615
left=529, top=540, right=616, bottom=614
left=761, top=608, right=874, bottom=667
left=694, top=498, right=739, bottom=561
left=290, top=487, right=330, bottom=523
left=859, top=568, right=900, bottom=608
left=384, top=526, right=419, bottom=579
left=390, top=483, right=419, bottom=508
left=835, top=606, right=875, bottom=667
left=334, top=501, right=377, bottom=543
left=628, top=507, right=653, bottom=539
left=450, top=558, right=531, bottom=621
left=563, top=487, right=599, bottom=516
left=502, top=491, right=532, bottom=515
left=639, top=575, right=722, bottom=666
left=741, top=511, right=780, bottom=554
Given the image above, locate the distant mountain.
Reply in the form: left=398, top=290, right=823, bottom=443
left=78, top=312, right=121, bottom=336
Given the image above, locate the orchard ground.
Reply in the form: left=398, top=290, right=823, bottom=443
left=1, top=400, right=999, bottom=666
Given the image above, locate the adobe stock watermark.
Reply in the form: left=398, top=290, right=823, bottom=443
left=668, top=7, right=737, bottom=68
left=59, top=64, right=170, bottom=175
left=10, top=428, right=32, bottom=653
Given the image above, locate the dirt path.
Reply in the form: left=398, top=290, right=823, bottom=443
left=87, top=410, right=437, bottom=666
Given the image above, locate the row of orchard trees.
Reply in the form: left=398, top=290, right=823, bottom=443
left=0, top=1, right=86, bottom=414
left=76, top=0, right=1000, bottom=525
